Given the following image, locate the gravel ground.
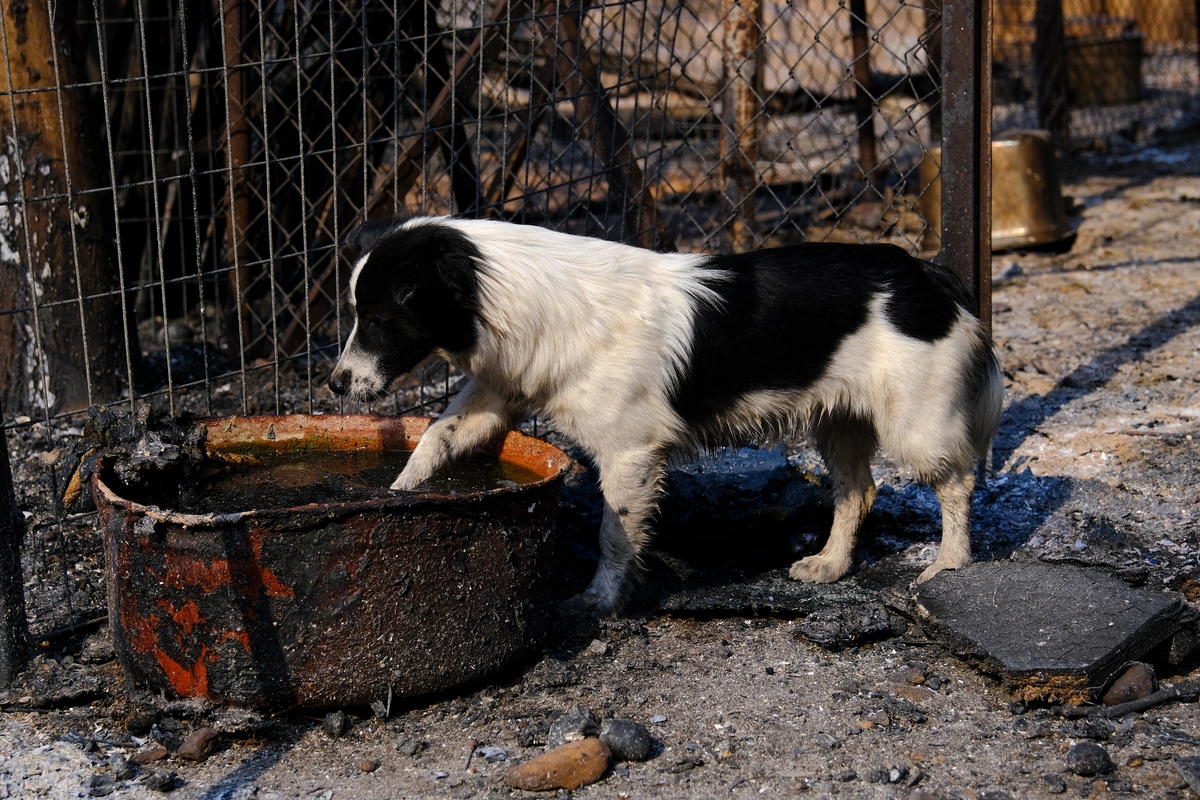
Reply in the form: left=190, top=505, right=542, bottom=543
left=2, top=137, right=1200, bottom=799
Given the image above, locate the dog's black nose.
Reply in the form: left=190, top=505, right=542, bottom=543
left=328, top=371, right=349, bottom=395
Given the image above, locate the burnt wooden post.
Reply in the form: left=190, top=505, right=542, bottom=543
left=719, top=0, right=763, bottom=251
left=939, top=0, right=992, bottom=332
left=1033, top=0, right=1069, bottom=146
left=0, top=404, right=26, bottom=687
left=221, top=0, right=252, bottom=361
left=543, top=0, right=674, bottom=251
left=0, top=0, right=136, bottom=415
left=849, top=0, right=878, bottom=183
left=923, top=0, right=943, bottom=144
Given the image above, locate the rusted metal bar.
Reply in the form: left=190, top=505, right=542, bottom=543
left=939, top=0, right=992, bottom=332
left=0, top=408, right=27, bottom=687
left=719, top=0, right=763, bottom=251
left=923, top=0, right=942, bottom=144
left=849, top=0, right=877, bottom=182
left=222, top=0, right=252, bottom=364
left=537, top=0, right=673, bottom=251
left=1033, top=0, right=1069, bottom=146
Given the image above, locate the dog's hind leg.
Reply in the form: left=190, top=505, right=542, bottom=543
left=790, top=414, right=877, bottom=584
left=917, top=470, right=975, bottom=583
left=391, top=381, right=512, bottom=490
left=560, top=449, right=663, bottom=616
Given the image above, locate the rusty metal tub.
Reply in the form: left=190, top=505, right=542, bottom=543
left=92, top=414, right=572, bottom=710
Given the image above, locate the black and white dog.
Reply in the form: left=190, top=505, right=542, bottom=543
left=328, top=217, right=1004, bottom=615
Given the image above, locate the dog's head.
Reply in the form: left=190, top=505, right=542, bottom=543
left=328, top=218, right=482, bottom=401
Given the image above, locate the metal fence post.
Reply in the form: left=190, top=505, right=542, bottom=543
left=0, top=410, right=27, bottom=687
left=939, top=0, right=992, bottom=333
left=720, top=0, right=763, bottom=252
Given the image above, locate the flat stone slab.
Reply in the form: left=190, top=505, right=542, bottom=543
left=656, top=565, right=900, bottom=647
left=904, top=561, right=1195, bottom=704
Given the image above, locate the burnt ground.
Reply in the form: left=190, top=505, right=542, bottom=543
left=3, top=137, right=1200, bottom=799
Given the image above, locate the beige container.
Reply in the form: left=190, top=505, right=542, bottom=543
left=918, top=129, right=1071, bottom=251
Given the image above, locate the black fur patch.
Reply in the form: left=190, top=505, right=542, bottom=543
left=351, top=220, right=484, bottom=381
left=671, top=243, right=969, bottom=429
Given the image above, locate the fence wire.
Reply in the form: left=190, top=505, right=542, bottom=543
left=0, top=0, right=1195, bottom=638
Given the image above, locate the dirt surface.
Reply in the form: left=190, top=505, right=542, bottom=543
left=3, top=138, right=1200, bottom=799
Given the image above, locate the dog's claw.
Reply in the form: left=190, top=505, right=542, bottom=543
left=389, top=471, right=425, bottom=492
left=916, top=557, right=967, bottom=584
left=788, top=555, right=850, bottom=584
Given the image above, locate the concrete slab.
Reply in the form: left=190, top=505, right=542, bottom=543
left=900, top=561, right=1196, bottom=704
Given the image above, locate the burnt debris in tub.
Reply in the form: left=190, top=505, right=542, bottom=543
left=85, top=409, right=572, bottom=710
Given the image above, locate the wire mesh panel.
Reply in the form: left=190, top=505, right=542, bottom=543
left=0, top=0, right=1191, bottom=640
left=994, top=0, right=1199, bottom=144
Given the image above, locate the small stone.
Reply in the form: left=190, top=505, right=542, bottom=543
left=176, top=728, right=220, bottom=762
left=88, top=774, right=118, bottom=797
left=476, top=746, right=508, bottom=763
left=925, top=675, right=943, bottom=690
left=548, top=704, right=599, bottom=747
left=599, top=718, right=654, bottom=762
left=395, top=737, right=423, bottom=756
left=865, top=711, right=890, bottom=727
left=433, top=771, right=449, bottom=779
left=1043, top=773, right=1067, bottom=794
left=583, top=639, right=608, bottom=657
left=504, top=738, right=612, bottom=791
left=892, top=666, right=925, bottom=685
left=141, top=769, right=177, bottom=793
left=893, top=684, right=936, bottom=704
left=833, top=769, right=857, bottom=782
left=887, top=765, right=909, bottom=783
left=1102, top=662, right=1156, bottom=705
left=649, top=714, right=668, bottom=724
left=323, top=711, right=349, bottom=739
left=978, top=792, right=1014, bottom=800
left=357, top=758, right=380, bottom=773
left=1066, top=741, right=1115, bottom=777
left=130, top=745, right=168, bottom=766
left=110, top=752, right=135, bottom=781
left=811, top=732, right=839, bottom=749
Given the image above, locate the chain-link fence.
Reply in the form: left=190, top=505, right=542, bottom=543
left=993, top=0, right=1199, bottom=146
left=0, top=0, right=1193, bottom=650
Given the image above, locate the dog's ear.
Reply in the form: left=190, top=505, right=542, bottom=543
left=345, top=219, right=401, bottom=254
left=435, top=237, right=480, bottom=308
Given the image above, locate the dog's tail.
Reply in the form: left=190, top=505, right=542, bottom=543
left=967, top=332, right=1005, bottom=471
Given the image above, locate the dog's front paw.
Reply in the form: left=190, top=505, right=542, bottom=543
left=789, top=554, right=850, bottom=584
left=558, top=590, right=617, bottom=618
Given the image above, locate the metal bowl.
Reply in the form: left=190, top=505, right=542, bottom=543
left=918, top=129, right=1071, bottom=251
left=93, top=414, right=571, bottom=710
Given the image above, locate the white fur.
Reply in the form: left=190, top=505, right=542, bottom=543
left=332, top=217, right=1004, bottom=614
